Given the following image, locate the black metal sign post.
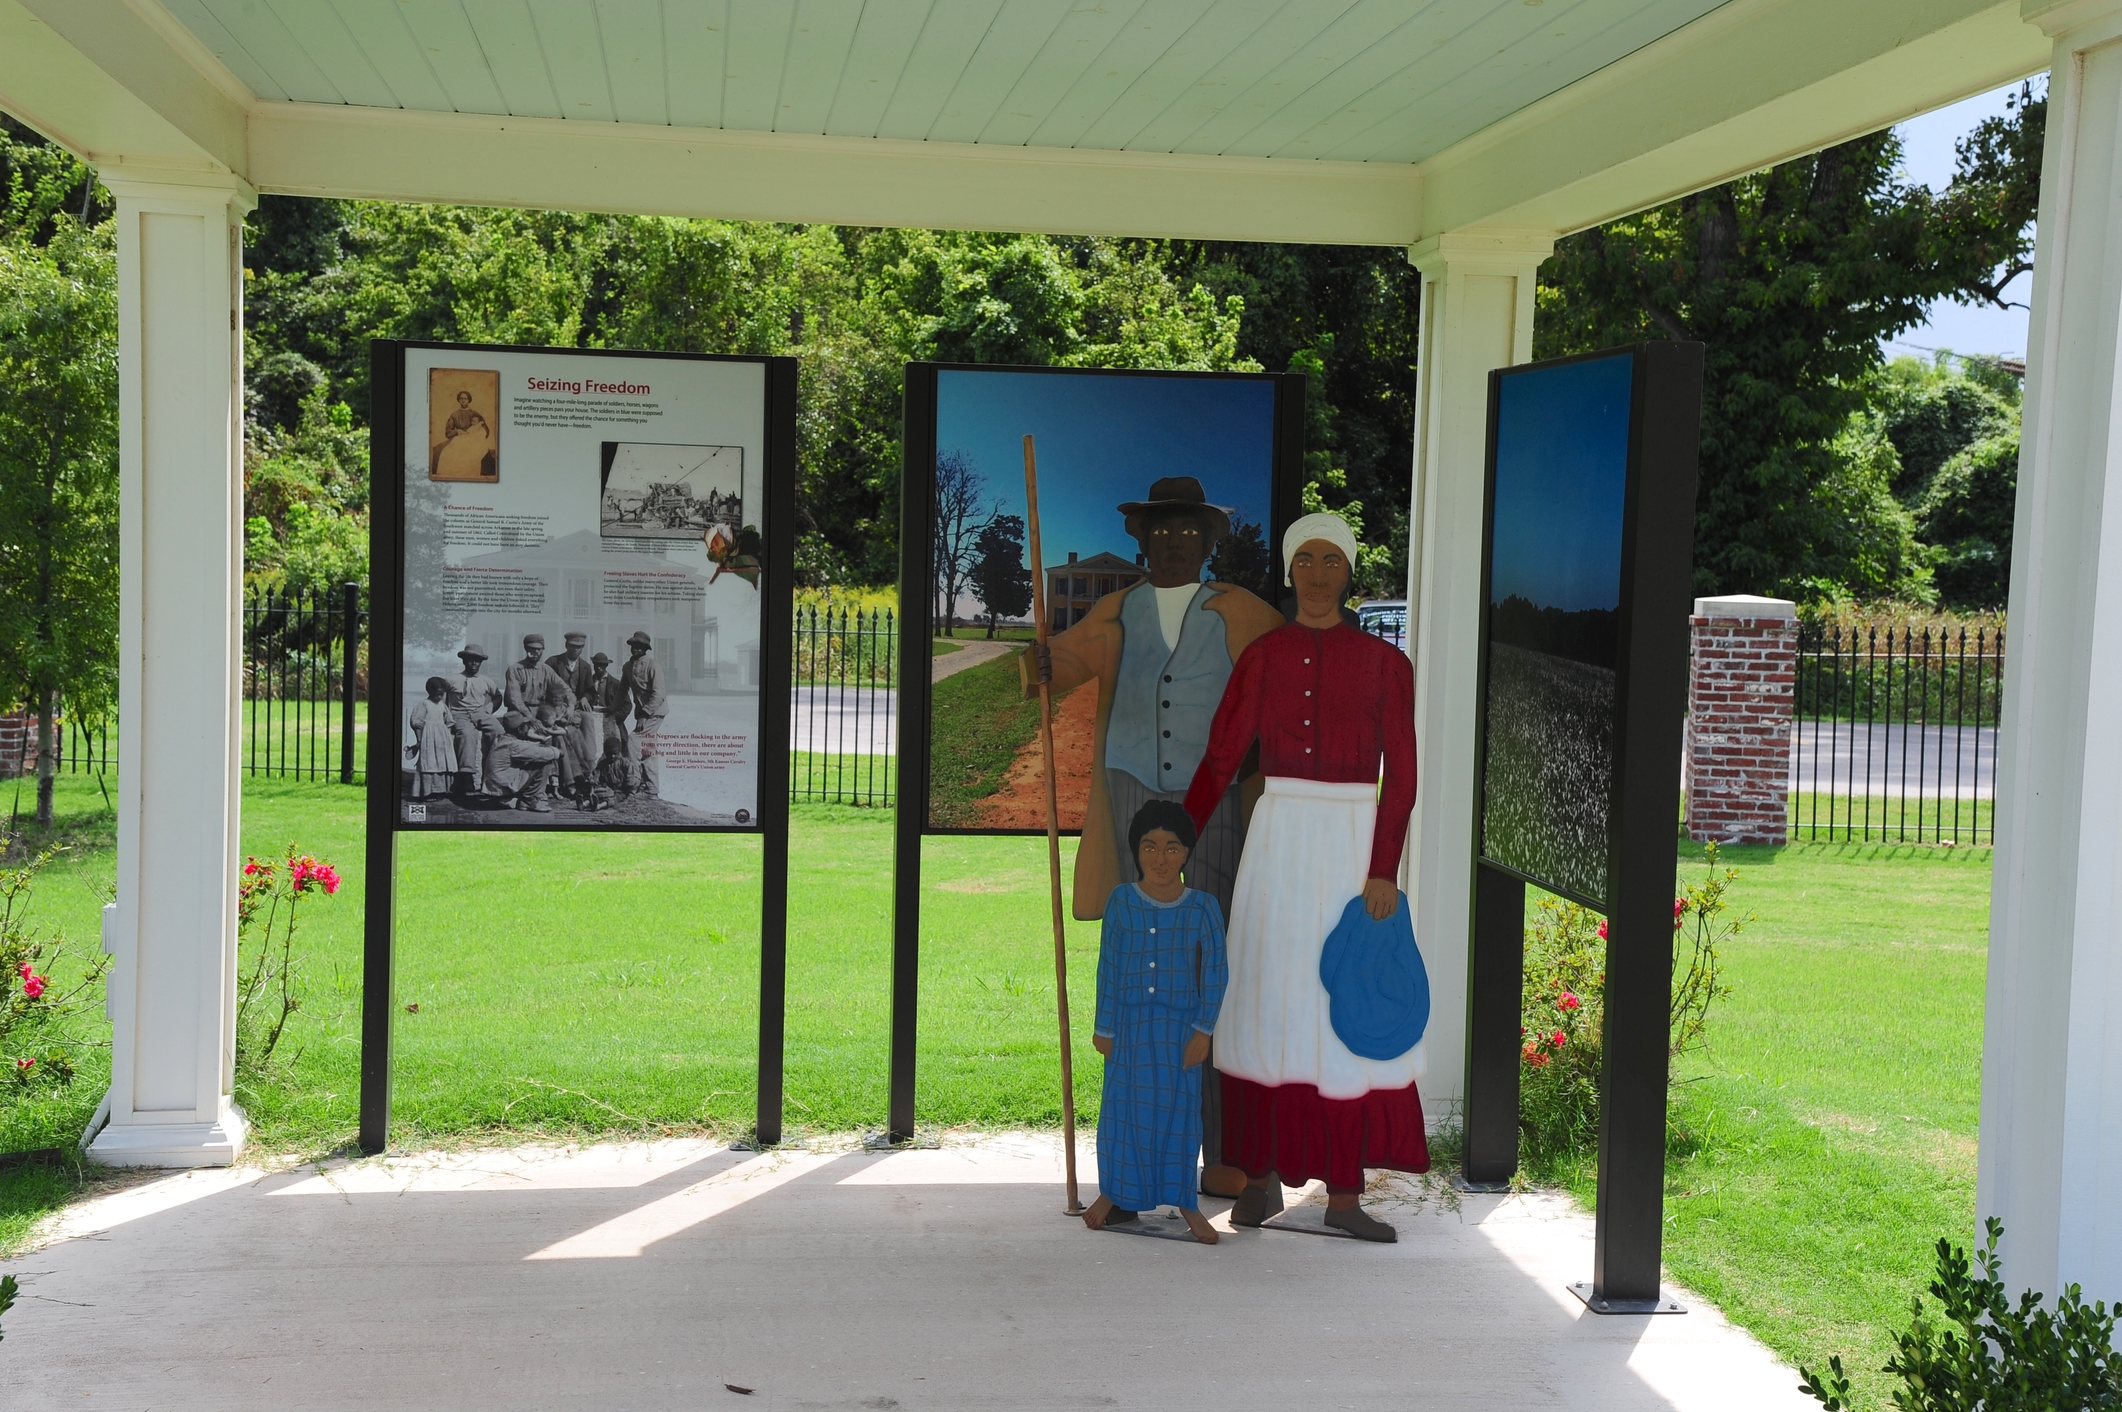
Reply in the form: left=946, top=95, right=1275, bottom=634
left=359, top=340, right=799, bottom=1156
left=1465, top=341, right=1703, bottom=1310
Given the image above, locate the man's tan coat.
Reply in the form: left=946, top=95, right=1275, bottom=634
left=1024, top=579, right=1284, bottom=919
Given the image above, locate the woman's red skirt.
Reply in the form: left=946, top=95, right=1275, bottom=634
left=1219, top=1072, right=1430, bottom=1193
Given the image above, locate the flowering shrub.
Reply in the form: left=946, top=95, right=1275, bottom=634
left=1519, top=895, right=1607, bottom=1164
left=235, top=846, right=340, bottom=1075
left=0, top=848, right=107, bottom=1096
left=1517, top=843, right=1746, bottom=1169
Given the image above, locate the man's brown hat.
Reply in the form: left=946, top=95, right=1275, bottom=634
left=458, top=644, right=488, bottom=661
left=627, top=631, right=653, bottom=649
left=1117, top=476, right=1232, bottom=545
left=591, top=652, right=611, bottom=667
left=562, top=631, right=588, bottom=645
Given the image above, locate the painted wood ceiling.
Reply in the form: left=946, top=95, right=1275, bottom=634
left=160, top=0, right=1729, bottom=165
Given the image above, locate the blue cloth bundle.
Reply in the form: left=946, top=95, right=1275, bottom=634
left=1318, top=890, right=1429, bottom=1062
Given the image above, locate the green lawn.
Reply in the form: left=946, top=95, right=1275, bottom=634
left=0, top=776, right=2000, bottom=1411
left=1553, top=839, right=1994, bottom=1407
left=925, top=645, right=1038, bottom=827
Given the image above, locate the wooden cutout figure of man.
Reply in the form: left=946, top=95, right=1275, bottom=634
left=1026, top=476, right=1282, bottom=1193
left=1184, top=512, right=1428, bottom=1242
left=1084, top=799, right=1228, bottom=1245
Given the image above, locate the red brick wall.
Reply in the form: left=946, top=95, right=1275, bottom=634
left=1684, top=614, right=1796, bottom=845
left=0, top=712, right=36, bottom=779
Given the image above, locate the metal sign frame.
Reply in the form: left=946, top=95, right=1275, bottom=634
left=1464, top=340, right=1704, bottom=1309
left=360, top=339, right=800, bottom=1153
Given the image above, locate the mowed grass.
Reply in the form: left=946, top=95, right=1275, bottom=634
left=1548, top=839, right=1993, bottom=1407
left=158, top=782, right=1102, bottom=1150
left=0, top=773, right=1999, bottom=1410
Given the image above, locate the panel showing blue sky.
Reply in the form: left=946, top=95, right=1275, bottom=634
left=1490, top=354, right=1633, bottom=614
left=934, top=370, right=1277, bottom=577
left=1886, top=79, right=2043, bottom=361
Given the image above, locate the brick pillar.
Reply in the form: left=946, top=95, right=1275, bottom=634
left=1684, top=594, right=1797, bottom=845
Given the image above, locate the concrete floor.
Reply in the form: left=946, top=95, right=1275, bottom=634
left=8, top=1134, right=1816, bottom=1410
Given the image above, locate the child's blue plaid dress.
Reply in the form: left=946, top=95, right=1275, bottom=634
left=1094, top=884, right=1229, bottom=1211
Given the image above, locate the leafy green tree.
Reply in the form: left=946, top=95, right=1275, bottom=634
left=0, top=130, right=116, bottom=825
left=1917, top=433, right=2019, bottom=609
left=1170, top=243, right=1421, bottom=595
left=967, top=513, right=1032, bottom=638
left=1537, top=85, right=2043, bottom=598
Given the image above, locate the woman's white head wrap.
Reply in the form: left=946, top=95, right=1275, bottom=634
left=1282, top=511, right=1361, bottom=586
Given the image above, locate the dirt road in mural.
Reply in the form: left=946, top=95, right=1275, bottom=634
left=971, top=682, right=1095, bottom=830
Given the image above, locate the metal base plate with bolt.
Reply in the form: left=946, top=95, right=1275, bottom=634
left=1567, top=1283, right=1686, bottom=1315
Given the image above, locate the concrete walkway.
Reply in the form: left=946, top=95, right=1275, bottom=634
left=932, top=636, right=1015, bottom=682
left=7, top=1133, right=1817, bottom=1411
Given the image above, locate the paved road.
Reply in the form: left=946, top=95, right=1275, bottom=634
left=791, top=684, right=897, bottom=756
left=1789, top=719, right=1997, bottom=799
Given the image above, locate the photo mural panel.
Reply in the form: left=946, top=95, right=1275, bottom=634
left=1479, top=352, right=1636, bottom=908
left=923, top=367, right=1285, bottom=848
left=396, top=346, right=771, bottom=831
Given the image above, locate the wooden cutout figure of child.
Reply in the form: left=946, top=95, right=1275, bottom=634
left=1084, top=800, right=1229, bottom=1244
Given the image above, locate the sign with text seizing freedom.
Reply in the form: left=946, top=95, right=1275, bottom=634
left=370, top=341, right=797, bottom=834
left=360, top=340, right=801, bottom=1157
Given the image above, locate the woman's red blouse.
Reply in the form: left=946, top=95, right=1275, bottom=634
left=1183, top=621, right=1417, bottom=882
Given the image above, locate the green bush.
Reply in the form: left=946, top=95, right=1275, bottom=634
left=1801, top=1218, right=2122, bottom=1411
left=1516, top=846, right=1741, bottom=1172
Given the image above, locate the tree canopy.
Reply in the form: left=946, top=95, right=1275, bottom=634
left=1536, top=83, right=2042, bottom=602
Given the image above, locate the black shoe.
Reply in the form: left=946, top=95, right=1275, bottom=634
left=1105, top=1207, right=1139, bottom=1224
left=1230, top=1183, right=1285, bottom=1227
left=1323, top=1205, right=1397, bottom=1243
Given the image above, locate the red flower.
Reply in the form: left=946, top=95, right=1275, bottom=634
left=1525, top=1051, right=1550, bottom=1069
left=13, top=1057, right=31, bottom=1073
left=1559, top=992, right=1581, bottom=1011
left=21, top=973, right=46, bottom=999
left=1596, top=920, right=1609, bottom=940
left=1551, top=1030, right=1566, bottom=1048
left=1674, top=897, right=1687, bottom=930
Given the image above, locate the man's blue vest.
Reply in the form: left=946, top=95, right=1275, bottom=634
left=1105, top=583, right=1234, bottom=792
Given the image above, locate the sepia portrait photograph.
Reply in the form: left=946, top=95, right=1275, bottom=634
left=428, top=367, right=501, bottom=482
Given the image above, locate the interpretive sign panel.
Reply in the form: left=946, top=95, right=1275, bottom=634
left=362, top=340, right=799, bottom=1157
left=1477, top=351, right=1634, bottom=907
left=376, top=342, right=792, bottom=832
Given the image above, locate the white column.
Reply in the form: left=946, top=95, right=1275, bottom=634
left=1401, top=231, right=1552, bottom=1115
left=85, top=172, right=252, bottom=1168
left=1980, top=0, right=2122, bottom=1301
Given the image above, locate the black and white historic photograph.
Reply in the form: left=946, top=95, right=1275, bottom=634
left=599, top=441, right=744, bottom=541
left=402, top=626, right=729, bottom=829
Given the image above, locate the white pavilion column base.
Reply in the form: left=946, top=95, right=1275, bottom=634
left=1401, top=231, right=1552, bottom=1114
left=1979, top=0, right=2122, bottom=1302
left=86, top=170, right=253, bottom=1170
left=85, top=1097, right=249, bottom=1169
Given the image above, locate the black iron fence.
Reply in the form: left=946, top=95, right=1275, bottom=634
left=244, top=583, right=367, bottom=783
left=791, top=604, right=897, bottom=807
left=1791, top=622, right=2004, bottom=844
left=37, top=595, right=906, bottom=808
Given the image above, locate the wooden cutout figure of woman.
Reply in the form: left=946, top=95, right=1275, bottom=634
left=1083, top=800, right=1229, bottom=1245
left=1183, top=512, right=1428, bottom=1242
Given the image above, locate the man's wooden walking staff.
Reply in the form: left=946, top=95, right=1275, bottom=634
left=1023, top=433, right=1083, bottom=1216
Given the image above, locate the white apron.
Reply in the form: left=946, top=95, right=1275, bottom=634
left=1212, top=776, right=1426, bottom=1100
